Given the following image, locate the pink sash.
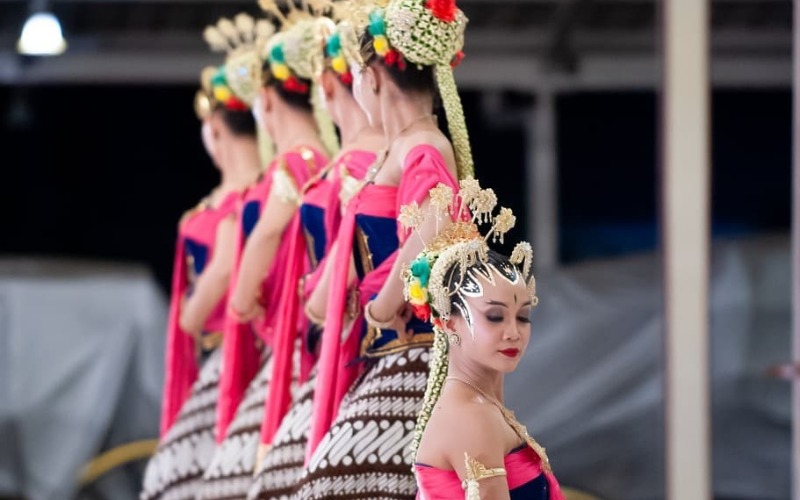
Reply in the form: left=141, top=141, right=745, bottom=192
left=159, top=191, right=240, bottom=437
left=214, top=147, right=327, bottom=442
left=258, top=149, right=374, bottom=446
left=306, top=145, right=458, bottom=460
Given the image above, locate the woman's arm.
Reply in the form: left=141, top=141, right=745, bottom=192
left=366, top=134, right=458, bottom=331
left=229, top=183, right=299, bottom=321
left=366, top=197, right=450, bottom=333
left=180, top=216, right=237, bottom=334
left=305, top=241, right=357, bottom=321
left=425, top=401, right=511, bottom=500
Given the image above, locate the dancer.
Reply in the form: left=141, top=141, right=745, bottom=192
left=401, top=180, right=565, bottom=500
left=247, top=9, right=383, bottom=498
left=141, top=64, right=261, bottom=500
left=196, top=7, right=331, bottom=499
left=296, top=0, right=474, bottom=497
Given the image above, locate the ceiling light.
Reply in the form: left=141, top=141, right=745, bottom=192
left=17, top=12, right=67, bottom=56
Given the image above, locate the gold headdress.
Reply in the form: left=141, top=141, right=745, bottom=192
left=364, top=0, right=473, bottom=179
left=203, top=13, right=276, bottom=165
left=259, top=0, right=340, bottom=156
left=194, top=66, right=218, bottom=120
left=400, top=178, right=537, bottom=462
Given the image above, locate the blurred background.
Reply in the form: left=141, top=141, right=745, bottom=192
left=0, top=0, right=792, bottom=499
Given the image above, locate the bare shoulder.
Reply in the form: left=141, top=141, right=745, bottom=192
left=397, top=129, right=456, bottom=171
left=417, top=390, right=508, bottom=474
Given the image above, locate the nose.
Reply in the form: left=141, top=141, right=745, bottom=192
left=503, top=322, right=521, bottom=341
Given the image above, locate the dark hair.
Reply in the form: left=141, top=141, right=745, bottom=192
left=359, top=32, right=436, bottom=95
left=444, top=250, right=522, bottom=317
left=215, top=107, right=256, bottom=137
left=322, top=67, right=354, bottom=95
left=260, top=63, right=314, bottom=112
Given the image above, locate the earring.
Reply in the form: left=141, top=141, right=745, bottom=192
left=448, top=333, right=461, bottom=346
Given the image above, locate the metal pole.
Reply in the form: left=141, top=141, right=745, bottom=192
left=792, top=1, right=800, bottom=498
left=662, top=0, right=711, bottom=499
left=529, top=86, right=559, bottom=270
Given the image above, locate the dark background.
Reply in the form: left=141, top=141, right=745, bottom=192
left=0, top=86, right=791, bottom=291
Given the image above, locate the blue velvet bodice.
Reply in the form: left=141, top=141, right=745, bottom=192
left=241, top=199, right=261, bottom=239
left=353, top=213, right=434, bottom=358
left=183, top=238, right=208, bottom=284
left=301, top=203, right=327, bottom=267
left=511, top=473, right=549, bottom=500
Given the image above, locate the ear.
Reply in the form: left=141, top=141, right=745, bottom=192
left=208, top=112, right=223, bottom=138
left=444, top=316, right=458, bottom=334
left=320, top=70, right=337, bottom=99
left=258, top=86, right=274, bottom=113
left=364, top=64, right=380, bottom=93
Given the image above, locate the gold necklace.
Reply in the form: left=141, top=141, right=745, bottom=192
left=361, top=114, right=435, bottom=186
left=446, top=376, right=553, bottom=474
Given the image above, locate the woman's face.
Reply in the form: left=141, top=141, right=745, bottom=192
left=448, top=268, right=533, bottom=374
left=351, top=62, right=380, bottom=126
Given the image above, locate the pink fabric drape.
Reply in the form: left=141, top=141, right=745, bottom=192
left=160, top=191, right=240, bottom=437
left=306, top=145, right=458, bottom=461
left=258, top=150, right=375, bottom=446
left=214, top=147, right=327, bottom=442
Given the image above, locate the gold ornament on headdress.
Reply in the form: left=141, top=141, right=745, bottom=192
left=260, top=0, right=340, bottom=156
left=400, top=178, right=536, bottom=323
left=204, top=13, right=276, bottom=106
left=203, top=13, right=276, bottom=166
left=331, top=0, right=390, bottom=67
left=194, top=66, right=217, bottom=120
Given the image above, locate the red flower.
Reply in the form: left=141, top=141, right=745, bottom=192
left=226, top=98, right=249, bottom=112
left=426, top=0, right=457, bottom=22
left=384, top=49, right=399, bottom=67
left=339, top=71, right=353, bottom=86
left=433, top=318, right=444, bottom=329
left=411, top=303, right=432, bottom=322
left=283, top=76, right=309, bottom=94
left=451, top=50, right=465, bottom=68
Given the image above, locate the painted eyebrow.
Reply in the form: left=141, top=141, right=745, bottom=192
left=484, top=300, right=508, bottom=307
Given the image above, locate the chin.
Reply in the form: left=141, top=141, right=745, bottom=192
left=493, top=359, right=521, bottom=374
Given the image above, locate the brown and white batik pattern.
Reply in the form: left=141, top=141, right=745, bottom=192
left=247, top=371, right=318, bottom=500
left=292, top=347, right=430, bottom=500
left=140, top=349, right=222, bottom=500
left=195, top=353, right=274, bottom=500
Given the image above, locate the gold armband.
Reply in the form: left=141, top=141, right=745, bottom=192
left=462, top=452, right=506, bottom=500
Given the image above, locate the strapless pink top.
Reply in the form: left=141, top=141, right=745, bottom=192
left=415, top=445, right=565, bottom=500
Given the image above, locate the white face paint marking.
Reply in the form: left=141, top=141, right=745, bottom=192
left=453, top=261, right=522, bottom=340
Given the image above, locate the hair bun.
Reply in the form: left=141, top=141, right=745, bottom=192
left=384, top=0, right=467, bottom=67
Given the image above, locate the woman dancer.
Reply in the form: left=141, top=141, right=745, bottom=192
left=140, top=65, right=261, bottom=500
left=196, top=7, right=332, bottom=499
left=401, top=181, right=564, bottom=500
left=247, top=10, right=384, bottom=499
left=296, top=0, right=475, bottom=497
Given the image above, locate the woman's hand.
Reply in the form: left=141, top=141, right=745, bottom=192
left=368, top=300, right=414, bottom=340
left=229, top=294, right=264, bottom=323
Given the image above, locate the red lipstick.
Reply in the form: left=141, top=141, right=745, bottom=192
left=499, top=348, right=520, bottom=358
